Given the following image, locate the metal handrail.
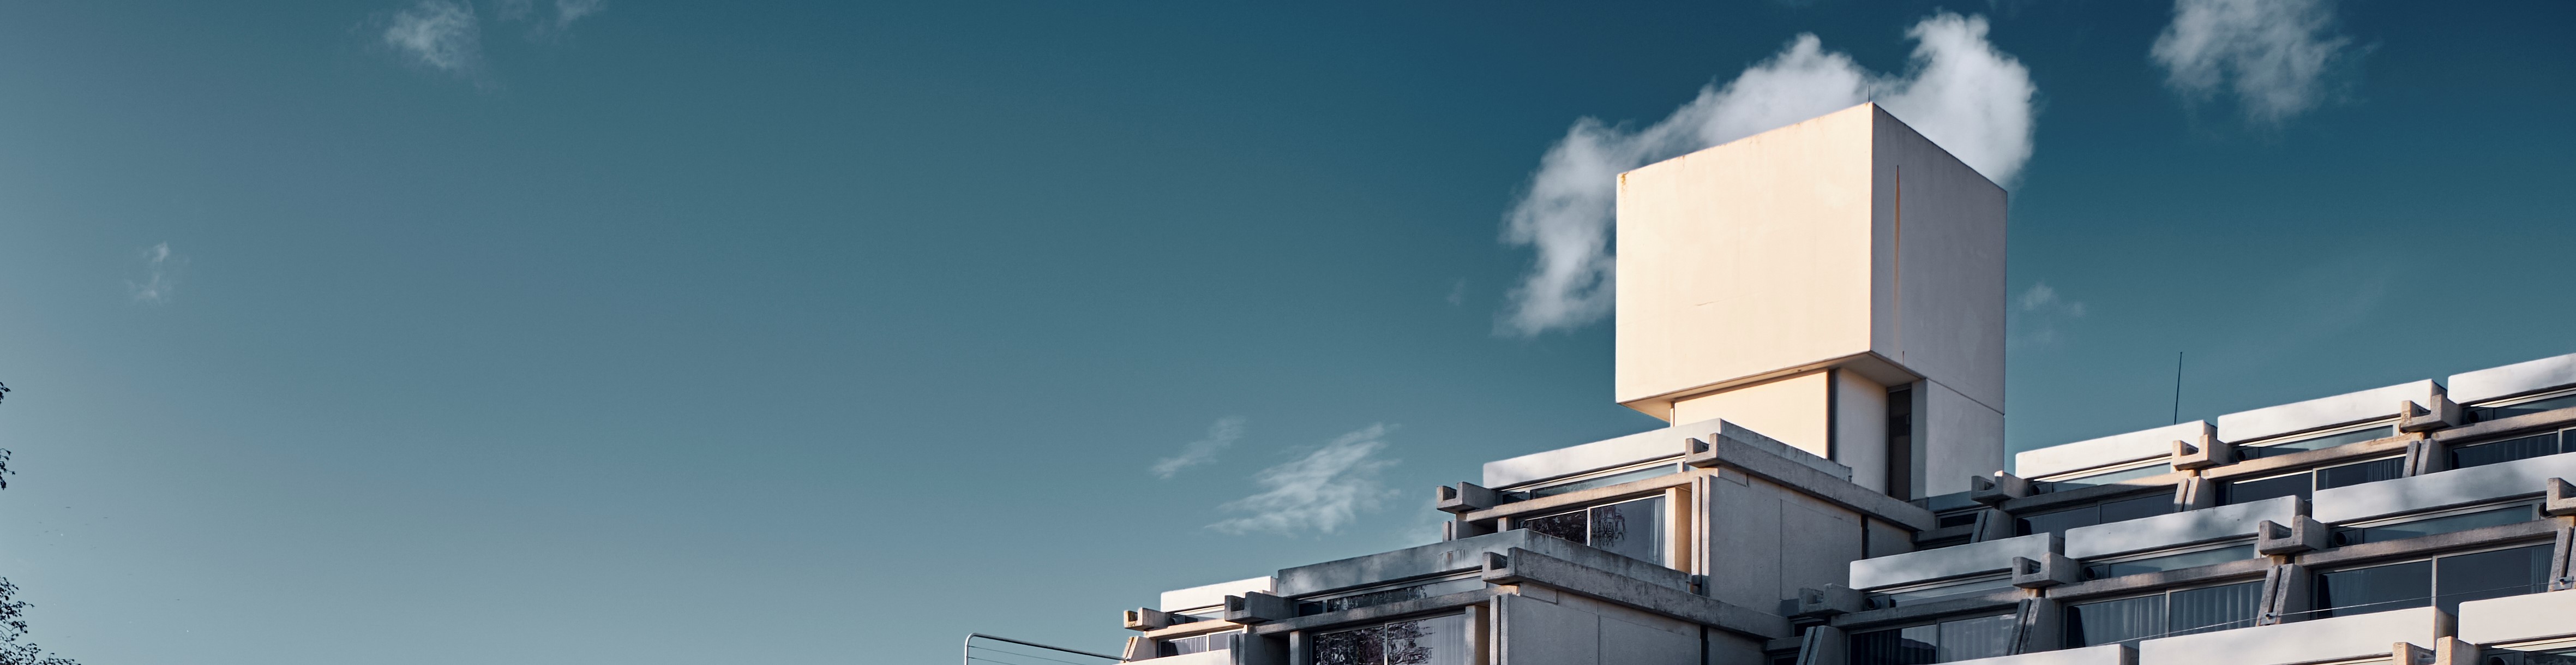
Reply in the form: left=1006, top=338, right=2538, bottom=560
left=963, top=632, right=1127, bottom=664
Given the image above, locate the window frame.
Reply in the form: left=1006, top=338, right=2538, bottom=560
left=2077, top=540, right=2260, bottom=581
left=1512, top=494, right=1671, bottom=565
left=2062, top=578, right=2265, bottom=648
left=2326, top=499, right=2543, bottom=547
left=2311, top=541, right=2558, bottom=618
left=2233, top=421, right=2398, bottom=459
left=1494, top=458, right=1684, bottom=503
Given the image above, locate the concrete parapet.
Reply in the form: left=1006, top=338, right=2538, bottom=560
left=1683, top=420, right=1853, bottom=481
left=1481, top=547, right=1791, bottom=639
left=2449, top=351, right=2576, bottom=405
left=2216, top=380, right=2446, bottom=444
left=1483, top=418, right=1709, bottom=488
left=1272, top=528, right=1689, bottom=598
left=1162, top=576, right=1275, bottom=612
left=2136, top=606, right=2449, bottom=665
left=1942, top=644, right=2133, bottom=665
left=2016, top=422, right=2208, bottom=479
left=2063, top=495, right=2297, bottom=560
left=2311, top=451, right=2576, bottom=523
left=1685, top=424, right=1935, bottom=531
left=1850, top=532, right=2055, bottom=590
left=2457, top=588, right=2576, bottom=645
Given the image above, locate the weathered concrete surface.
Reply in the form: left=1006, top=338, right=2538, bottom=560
left=1482, top=419, right=1707, bottom=488
left=2063, top=495, right=2295, bottom=559
left=1484, top=547, right=1790, bottom=639
left=2457, top=588, right=2576, bottom=645
left=2450, top=351, right=2576, bottom=405
left=1945, top=644, right=2134, bottom=665
left=1850, top=532, right=2053, bottom=590
left=1162, top=577, right=1274, bottom=611
left=2015, top=422, right=2207, bottom=479
left=2215, top=380, right=2440, bottom=444
left=2136, top=607, right=2448, bottom=665
left=1273, top=529, right=1688, bottom=598
left=2311, top=451, right=2576, bottom=523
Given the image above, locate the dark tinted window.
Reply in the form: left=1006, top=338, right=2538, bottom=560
left=2017, top=494, right=2173, bottom=536
left=1515, top=496, right=1666, bottom=565
left=1849, top=625, right=1936, bottom=665
left=2450, top=432, right=2565, bottom=470
left=2316, top=560, right=2432, bottom=618
left=1521, top=510, right=1586, bottom=543
left=2167, top=582, right=2261, bottom=636
left=2329, top=505, right=2538, bottom=547
left=2315, top=457, right=2405, bottom=490
left=2065, top=595, right=2163, bottom=647
left=1937, top=614, right=2014, bottom=662
left=2084, top=545, right=2256, bottom=580
left=2467, top=393, right=2576, bottom=423
left=2434, top=544, right=2553, bottom=613
left=2221, top=472, right=2312, bottom=505
left=1313, top=615, right=1468, bottom=665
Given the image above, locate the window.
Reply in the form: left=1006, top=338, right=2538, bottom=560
left=2016, top=494, right=2172, bottom=536
left=2329, top=504, right=2539, bottom=547
left=1160, top=631, right=1242, bottom=656
left=2220, top=455, right=2404, bottom=505
left=2065, top=581, right=2262, bottom=647
left=2451, top=431, right=2569, bottom=470
left=1296, top=577, right=1486, bottom=616
left=2483, top=644, right=2576, bottom=664
left=1498, top=462, right=1681, bottom=503
left=1890, top=385, right=1917, bottom=500
left=1313, top=614, right=1468, bottom=665
left=1867, top=576, right=2017, bottom=609
left=2039, top=463, right=2175, bottom=493
left=1849, top=614, right=2015, bottom=664
left=1517, top=495, right=1666, bottom=564
left=2083, top=544, right=2257, bottom=580
left=2238, top=425, right=2394, bottom=460
left=2466, top=390, right=2576, bottom=423
left=2315, top=544, right=2554, bottom=618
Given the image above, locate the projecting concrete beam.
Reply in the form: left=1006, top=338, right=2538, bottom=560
left=1480, top=547, right=1792, bottom=639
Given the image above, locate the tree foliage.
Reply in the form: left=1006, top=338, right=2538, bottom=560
left=0, top=380, right=79, bottom=665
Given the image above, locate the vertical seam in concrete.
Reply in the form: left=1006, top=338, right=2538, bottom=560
left=1892, top=166, right=1904, bottom=365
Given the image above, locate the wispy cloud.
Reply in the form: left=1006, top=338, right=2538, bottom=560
left=1151, top=416, right=1246, bottom=480
left=128, top=243, right=183, bottom=304
left=2151, top=0, right=2358, bottom=125
left=2013, top=281, right=2087, bottom=346
left=1210, top=424, right=1400, bottom=536
left=495, top=0, right=608, bottom=31
left=1498, top=13, right=2036, bottom=336
left=383, top=0, right=482, bottom=75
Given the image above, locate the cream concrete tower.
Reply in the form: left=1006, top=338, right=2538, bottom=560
left=1615, top=103, right=2004, bottom=499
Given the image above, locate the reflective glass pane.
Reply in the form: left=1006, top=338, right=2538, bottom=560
left=2316, top=561, right=2432, bottom=618
left=1589, top=496, right=1666, bottom=564
left=1381, top=614, right=1466, bottom=665
left=2315, top=457, right=2406, bottom=490
left=2467, top=393, right=2576, bottom=423
left=1314, top=626, right=1379, bottom=665
left=2167, top=582, right=2261, bottom=636
left=2221, top=472, right=2313, bottom=506
left=2242, top=427, right=2394, bottom=459
left=2086, top=545, right=2257, bottom=580
left=1937, top=614, right=2016, bottom=662
left=2434, top=545, right=2553, bottom=613
left=2329, top=506, right=2537, bottom=547
left=1848, top=625, right=1938, bottom=665
left=1521, top=510, right=1587, bottom=544
left=2066, top=595, right=2164, bottom=647
left=2450, top=433, right=2564, bottom=470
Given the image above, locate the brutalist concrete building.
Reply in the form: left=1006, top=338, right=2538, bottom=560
left=1078, top=104, right=2576, bottom=665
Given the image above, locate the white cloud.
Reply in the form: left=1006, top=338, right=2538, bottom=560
left=383, top=0, right=481, bottom=74
left=1151, top=416, right=1246, bottom=480
left=554, top=0, right=608, bottom=26
left=128, top=243, right=183, bottom=304
left=495, top=0, right=606, bottom=30
left=2151, top=0, right=2357, bottom=124
left=2014, top=281, right=2087, bottom=346
left=1209, top=424, right=1400, bottom=536
left=1498, top=13, right=2036, bottom=336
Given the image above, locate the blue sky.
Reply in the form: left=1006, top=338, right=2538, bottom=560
left=0, top=1, right=2571, bottom=663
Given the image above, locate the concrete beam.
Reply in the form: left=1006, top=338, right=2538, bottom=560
left=1436, top=482, right=1499, bottom=514
left=2430, top=405, right=2576, bottom=443
left=1222, top=592, right=1294, bottom=625
left=2312, top=452, right=2576, bottom=523
left=1684, top=426, right=1936, bottom=531
left=1481, top=548, right=1792, bottom=639
left=1456, top=472, right=1694, bottom=523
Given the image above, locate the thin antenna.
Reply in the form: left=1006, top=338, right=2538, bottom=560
left=2171, top=352, right=2185, bottom=424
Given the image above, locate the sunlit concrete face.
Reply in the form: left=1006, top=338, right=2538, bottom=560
left=1614, top=103, right=2005, bottom=495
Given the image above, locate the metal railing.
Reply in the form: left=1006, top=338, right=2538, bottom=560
left=963, top=633, right=1127, bottom=665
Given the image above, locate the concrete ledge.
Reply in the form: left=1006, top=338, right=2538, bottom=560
left=1828, top=586, right=2025, bottom=627
left=2217, top=380, right=2441, bottom=444
left=1484, top=419, right=1714, bottom=488
left=2457, top=589, right=2576, bottom=645
left=2136, top=606, right=2450, bottom=665
left=2200, top=435, right=2415, bottom=481
left=1691, top=427, right=1936, bottom=531
left=1273, top=529, right=1689, bottom=597
left=1947, top=644, right=2134, bottom=665
left=1457, top=472, right=1694, bottom=523
left=1128, top=650, right=1234, bottom=665
left=2293, top=519, right=2557, bottom=568
left=1688, top=420, right=1853, bottom=481
left=1247, top=587, right=1500, bottom=636
left=1851, top=532, right=2055, bottom=590
left=2451, top=352, right=2576, bottom=405
left=2001, top=474, right=2186, bottom=514
left=1482, top=547, right=1791, bottom=639
left=1163, top=577, right=1275, bottom=611
left=2044, top=558, right=2270, bottom=603
left=2065, top=496, right=2297, bottom=560
left=2311, top=451, right=2576, bottom=524
left=2431, top=405, right=2576, bottom=443
left=2018, top=422, right=2209, bottom=480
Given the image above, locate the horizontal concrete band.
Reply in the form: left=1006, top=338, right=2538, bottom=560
left=2136, top=606, right=2446, bottom=665
left=1161, top=576, right=1275, bottom=612
left=2311, top=451, right=2576, bottom=524
left=1483, top=420, right=1710, bottom=488
left=2016, top=421, right=2208, bottom=480
left=1271, top=529, right=1688, bottom=598
left=2064, top=495, right=2297, bottom=560
left=2458, top=588, right=2576, bottom=646
left=2215, top=380, right=2436, bottom=444
left=1484, top=547, right=1791, bottom=639
left=1945, top=644, right=2135, bottom=665
left=1850, top=532, right=2053, bottom=591
left=2451, top=351, right=2576, bottom=405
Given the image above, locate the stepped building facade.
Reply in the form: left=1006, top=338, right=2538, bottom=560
left=1037, top=104, right=2576, bottom=665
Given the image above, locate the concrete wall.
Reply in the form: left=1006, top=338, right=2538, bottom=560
left=2450, top=351, right=2576, bottom=405
left=2135, top=606, right=2447, bottom=665
left=1497, top=591, right=1752, bottom=664
left=2457, top=589, right=2576, bottom=645
left=2310, top=451, right=2576, bottom=523
left=1835, top=370, right=1893, bottom=494
left=1162, top=577, right=1276, bottom=612
left=1673, top=373, right=1832, bottom=459
left=2063, top=495, right=2295, bottom=560
left=2016, top=421, right=2208, bottom=478
left=2215, top=380, right=2437, bottom=443
left=1848, top=532, right=2052, bottom=590
left=1945, top=645, right=2134, bottom=665
left=1274, top=529, right=1690, bottom=598
left=1704, top=472, right=1870, bottom=608
left=1870, top=106, right=2008, bottom=421
left=1923, top=379, right=2006, bottom=496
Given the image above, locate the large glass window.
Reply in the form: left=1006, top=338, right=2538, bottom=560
left=2238, top=426, right=2394, bottom=460
left=1161, top=631, right=1242, bottom=656
left=1499, top=463, right=1681, bottom=503
left=2083, top=544, right=2257, bottom=580
left=2064, top=581, right=2261, bottom=648
left=2039, top=463, right=2174, bottom=493
left=2219, top=455, right=2404, bottom=505
left=2467, top=391, right=2576, bottom=423
left=2451, top=431, right=2569, bottom=470
left=1296, top=577, right=1487, bottom=616
left=1313, top=614, right=1468, bottom=665
left=1517, top=496, right=1666, bottom=564
left=1848, top=614, right=2014, bottom=664
left=2016, top=494, right=2172, bottom=536
left=2329, top=504, right=2539, bottom=547
left=2315, top=544, right=2554, bottom=618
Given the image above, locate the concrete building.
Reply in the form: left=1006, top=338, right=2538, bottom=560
left=1024, top=103, right=2576, bottom=664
